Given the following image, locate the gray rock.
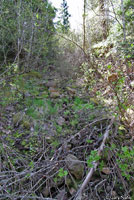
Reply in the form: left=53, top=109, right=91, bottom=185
left=13, top=112, right=31, bottom=129
left=46, top=81, right=57, bottom=88
left=13, top=112, right=24, bottom=126
left=65, top=154, right=84, bottom=180
left=57, top=116, right=65, bottom=126
left=50, top=91, right=60, bottom=98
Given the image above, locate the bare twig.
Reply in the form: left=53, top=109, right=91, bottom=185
left=74, top=117, right=115, bottom=200
left=51, top=117, right=110, bottom=161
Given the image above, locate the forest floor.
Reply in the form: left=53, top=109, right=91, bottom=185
left=0, top=65, right=133, bottom=200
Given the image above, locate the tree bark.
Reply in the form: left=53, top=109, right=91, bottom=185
left=83, top=0, right=86, bottom=52
left=121, top=0, right=126, bottom=42
left=99, top=0, right=108, bottom=40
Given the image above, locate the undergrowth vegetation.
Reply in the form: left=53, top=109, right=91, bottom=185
left=0, top=0, right=134, bottom=199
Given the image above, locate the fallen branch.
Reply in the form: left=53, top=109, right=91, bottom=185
left=74, top=117, right=115, bottom=200
left=51, top=117, right=110, bottom=161
left=0, top=195, right=56, bottom=200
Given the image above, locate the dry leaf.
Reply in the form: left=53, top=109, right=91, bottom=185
left=108, top=74, right=118, bottom=83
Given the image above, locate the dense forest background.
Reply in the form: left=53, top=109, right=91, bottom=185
left=0, top=0, right=134, bottom=199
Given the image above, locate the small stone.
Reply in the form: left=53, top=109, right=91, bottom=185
left=102, top=167, right=111, bottom=175
left=46, top=81, right=57, bottom=88
left=66, top=87, right=76, bottom=95
left=57, top=116, right=65, bottom=126
left=69, top=188, right=76, bottom=195
left=45, top=136, right=53, bottom=143
left=130, top=81, right=134, bottom=89
left=65, top=154, right=84, bottom=180
left=48, top=87, right=60, bottom=98
left=50, top=91, right=60, bottom=98
left=41, top=187, right=49, bottom=197
left=49, top=87, right=57, bottom=92
left=111, top=191, right=117, bottom=197
left=106, top=186, right=111, bottom=192
left=55, top=189, right=66, bottom=199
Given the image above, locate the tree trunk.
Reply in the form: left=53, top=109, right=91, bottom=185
left=83, top=0, right=86, bottom=52
left=99, top=0, right=108, bottom=40
left=17, top=0, right=22, bottom=69
left=121, top=0, right=126, bottom=42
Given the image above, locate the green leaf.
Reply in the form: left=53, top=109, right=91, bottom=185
left=99, top=160, right=104, bottom=171
left=107, top=65, right=112, bottom=69
left=121, top=146, right=128, bottom=153
left=36, top=13, right=39, bottom=19
left=86, top=139, right=93, bottom=144
left=87, top=150, right=100, bottom=168
left=58, top=168, right=68, bottom=178
left=29, top=161, right=34, bottom=169
left=119, top=125, right=126, bottom=131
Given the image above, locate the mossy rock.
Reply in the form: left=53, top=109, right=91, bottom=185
left=65, top=154, right=84, bottom=180
left=50, top=92, right=60, bottom=98
left=46, top=81, right=57, bottom=88
left=22, top=120, right=31, bottom=130
left=22, top=71, right=42, bottom=79
left=13, top=112, right=23, bottom=126
left=49, top=88, right=60, bottom=98
left=90, top=97, right=99, bottom=105
left=40, top=91, right=49, bottom=98
left=13, top=112, right=31, bottom=129
left=65, top=175, right=78, bottom=189
left=66, top=87, right=76, bottom=95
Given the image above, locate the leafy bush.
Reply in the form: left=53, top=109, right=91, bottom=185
left=0, top=0, right=57, bottom=71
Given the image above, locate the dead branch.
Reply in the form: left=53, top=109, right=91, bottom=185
left=51, top=117, right=111, bottom=161
left=74, top=117, right=115, bottom=200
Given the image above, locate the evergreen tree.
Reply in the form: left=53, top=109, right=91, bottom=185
left=60, top=0, right=71, bottom=33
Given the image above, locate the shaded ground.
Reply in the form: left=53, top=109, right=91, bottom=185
left=0, top=66, right=133, bottom=200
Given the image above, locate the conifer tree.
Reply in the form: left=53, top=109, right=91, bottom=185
left=60, top=0, right=71, bottom=33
